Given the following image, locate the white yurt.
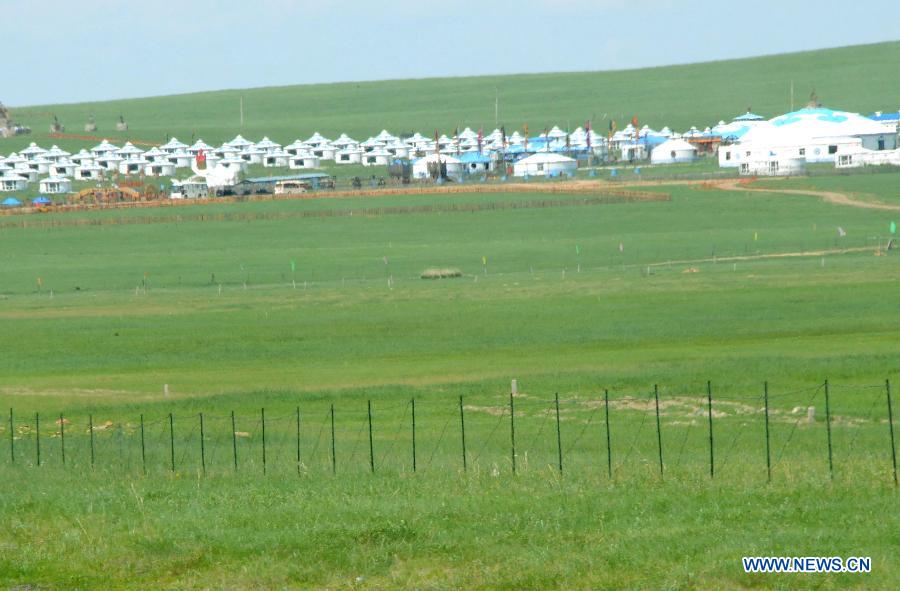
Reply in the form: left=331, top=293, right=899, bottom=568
left=513, top=153, right=577, bottom=177
left=334, top=148, right=363, bottom=164
left=96, top=153, right=124, bottom=172
left=166, top=151, right=193, bottom=168
left=650, top=138, right=698, bottom=164
left=119, top=157, right=149, bottom=175
left=263, top=150, right=290, bottom=168
left=39, top=176, right=72, bottom=194
left=70, top=149, right=94, bottom=166
left=311, top=145, right=336, bottom=161
left=50, top=160, right=76, bottom=177
left=362, top=148, right=391, bottom=167
left=145, top=161, right=177, bottom=177
left=75, top=162, right=104, bottom=180
left=412, top=153, right=464, bottom=181
left=288, top=154, right=321, bottom=169
left=0, top=172, right=29, bottom=191
left=91, top=140, right=119, bottom=158
left=161, top=137, right=188, bottom=154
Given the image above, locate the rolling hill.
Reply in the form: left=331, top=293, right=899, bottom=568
left=3, top=41, right=898, bottom=153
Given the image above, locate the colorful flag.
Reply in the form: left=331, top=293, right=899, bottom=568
left=619, top=242, right=624, bottom=253
left=290, top=260, right=296, bottom=273
left=482, top=256, right=487, bottom=266
left=891, top=221, right=896, bottom=234
left=837, top=227, right=846, bottom=237
left=754, top=232, right=758, bottom=241
left=575, top=245, right=581, bottom=255
left=586, top=120, right=592, bottom=149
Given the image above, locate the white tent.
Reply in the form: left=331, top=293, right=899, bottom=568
left=75, top=162, right=104, bottom=180
left=334, top=148, right=363, bottom=164
left=39, top=176, right=72, bottom=194
left=50, top=160, right=76, bottom=177
left=263, top=149, right=290, bottom=168
left=650, top=138, right=698, bottom=164
left=145, top=161, right=177, bottom=177
left=0, top=172, right=29, bottom=191
left=513, top=153, right=577, bottom=177
left=412, top=153, right=463, bottom=181
left=362, top=148, right=391, bottom=167
left=288, top=154, right=321, bottom=169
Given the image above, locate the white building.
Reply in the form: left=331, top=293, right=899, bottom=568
left=96, top=153, right=123, bottom=172
left=0, top=172, right=29, bottom=192
left=288, top=154, right=321, bottom=169
left=835, top=144, right=900, bottom=169
left=720, top=107, right=897, bottom=168
left=263, top=149, right=290, bottom=168
left=334, top=148, right=363, bottom=164
left=49, top=160, right=76, bottom=177
left=737, top=154, right=805, bottom=177
left=119, top=158, right=149, bottom=175
left=75, top=162, right=104, bottom=180
left=513, top=153, right=577, bottom=177
left=39, top=176, right=72, bottom=194
left=650, top=138, right=698, bottom=164
left=145, top=161, right=177, bottom=177
left=361, top=148, right=391, bottom=167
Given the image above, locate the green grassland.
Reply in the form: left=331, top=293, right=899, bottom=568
left=1, top=42, right=900, bottom=589
left=3, top=41, right=899, bottom=156
left=1, top=173, right=899, bottom=588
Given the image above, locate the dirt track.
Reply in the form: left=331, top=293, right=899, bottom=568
left=610, top=176, right=900, bottom=212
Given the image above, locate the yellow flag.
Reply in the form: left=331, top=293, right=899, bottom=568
left=482, top=256, right=487, bottom=266
left=753, top=232, right=758, bottom=241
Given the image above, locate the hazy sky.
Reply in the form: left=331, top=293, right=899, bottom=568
left=3, top=0, right=898, bottom=106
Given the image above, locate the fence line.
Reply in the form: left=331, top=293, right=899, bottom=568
left=2, top=379, right=896, bottom=486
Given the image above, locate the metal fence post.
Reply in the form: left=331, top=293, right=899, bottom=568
left=261, top=408, right=267, bottom=475
left=90, top=413, right=96, bottom=468
left=367, top=400, right=375, bottom=474
left=887, top=379, right=897, bottom=487
left=604, top=390, right=612, bottom=479
left=707, top=380, right=714, bottom=478
left=35, top=412, right=40, bottom=467
left=411, top=398, right=417, bottom=473
left=60, top=413, right=66, bottom=466
left=168, top=413, right=175, bottom=472
left=140, top=414, right=146, bottom=475
left=199, top=413, right=206, bottom=476
left=330, top=404, right=336, bottom=474
left=764, top=381, right=772, bottom=483
left=654, top=385, right=664, bottom=478
left=231, top=410, right=238, bottom=472
left=555, top=393, right=563, bottom=474
left=824, top=379, right=834, bottom=479
left=8, top=408, right=13, bottom=465
left=510, top=391, right=517, bottom=474
left=459, top=396, right=467, bottom=472
left=296, top=406, right=302, bottom=475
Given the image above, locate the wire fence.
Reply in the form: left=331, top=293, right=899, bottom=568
left=3, top=380, right=897, bottom=486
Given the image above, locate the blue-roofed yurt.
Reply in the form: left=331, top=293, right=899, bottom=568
left=1, top=196, right=22, bottom=208
left=458, top=152, right=493, bottom=174
left=32, top=196, right=53, bottom=206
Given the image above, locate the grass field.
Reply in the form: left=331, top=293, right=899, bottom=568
left=3, top=41, right=898, bottom=155
left=1, top=171, right=899, bottom=588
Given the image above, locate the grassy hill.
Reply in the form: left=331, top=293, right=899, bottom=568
left=3, top=41, right=899, bottom=152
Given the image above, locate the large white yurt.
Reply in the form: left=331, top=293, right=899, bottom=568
left=720, top=107, right=896, bottom=167
left=512, top=153, right=577, bottom=177
left=650, top=138, right=698, bottom=164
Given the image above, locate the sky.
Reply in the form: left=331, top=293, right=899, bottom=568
left=3, top=0, right=898, bottom=106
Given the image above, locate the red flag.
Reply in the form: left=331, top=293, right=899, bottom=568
left=585, top=120, right=592, bottom=149
left=196, top=149, right=206, bottom=168
left=477, top=127, right=483, bottom=154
